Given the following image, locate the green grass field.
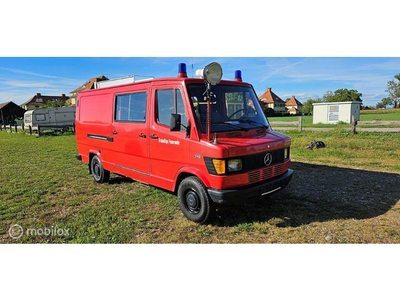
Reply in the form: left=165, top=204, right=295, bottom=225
left=269, top=109, right=400, bottom=128
left=1, top=129, right=399, bottom=244
left=360, top=109, right=400, bottom=121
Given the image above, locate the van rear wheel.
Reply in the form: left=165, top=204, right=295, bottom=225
left=90, top=155, right=110, bottom=183
left=178, top=176, right=214, bottom=224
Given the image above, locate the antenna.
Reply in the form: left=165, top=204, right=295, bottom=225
left=191, top=57, right=194, bottom=78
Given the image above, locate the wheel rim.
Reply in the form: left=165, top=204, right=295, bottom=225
left=185, top=190, right=201, bottom=214
left=92, top=159, right=101, bottom=181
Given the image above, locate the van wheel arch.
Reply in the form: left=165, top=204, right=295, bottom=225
left=174, top=172, right=194, bottom=194
left=177, top=176, right=215, bottom=224
left=90, top=154, right=110, bottom=183
left=174, top=170, right=211, bottom=194
left=88, top=153, right=95, bottom=174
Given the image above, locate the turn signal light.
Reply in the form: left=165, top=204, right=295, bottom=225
left=212, top=159, right=226, bottom=175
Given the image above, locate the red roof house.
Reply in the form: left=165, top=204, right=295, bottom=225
left=258, top=87, right=286, bottom=113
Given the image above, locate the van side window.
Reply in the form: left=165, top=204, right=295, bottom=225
left=156, top=88, right=187, bottom=130
left=176, top=89, right=187, bottom=127
left=115, top=92, right=147, bottom=122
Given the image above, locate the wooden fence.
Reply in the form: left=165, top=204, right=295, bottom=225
left=353, top=120, right=400, bottom=133
left=357, top=121, right=400, bottom=126
left=0, top=123, right=75, bottom=135
left=269, top=116, right=303, bottom=132
left=0, top=123, right=19, bottom=133
left=269, top=116, right=400, bottom=133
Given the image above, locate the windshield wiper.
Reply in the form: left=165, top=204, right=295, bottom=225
left=210, top=121, right=249, bottom=131
left=237, top=119, right=269, bottom=129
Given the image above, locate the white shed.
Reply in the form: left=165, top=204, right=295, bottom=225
left=312, top=101, right=362, bottom=124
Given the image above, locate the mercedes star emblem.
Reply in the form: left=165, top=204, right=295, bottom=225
left=264, top=153, right=273, bottom=166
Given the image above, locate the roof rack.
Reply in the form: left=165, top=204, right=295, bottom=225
left=94, top=75, right=154, bottom=89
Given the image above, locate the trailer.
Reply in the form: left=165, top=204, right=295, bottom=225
left=24, top=107, right=76, bottom=132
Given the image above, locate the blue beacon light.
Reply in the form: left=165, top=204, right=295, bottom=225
left=234, top=70, right=242, bottom=82
left=178, top=63, right=188, bottom=78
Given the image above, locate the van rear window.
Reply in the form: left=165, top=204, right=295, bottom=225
left=115, top=92, right=147, bottom=122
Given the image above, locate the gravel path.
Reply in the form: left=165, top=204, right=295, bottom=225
left=274, top=127, right=400, bottom=132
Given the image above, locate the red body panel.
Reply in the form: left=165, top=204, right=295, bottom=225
left=76, top=77, right=291, bottom=192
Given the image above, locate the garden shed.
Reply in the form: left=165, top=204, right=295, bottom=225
left=0, top=101, right=26, bottom=126
left=312, top=101, right=361, bottom=124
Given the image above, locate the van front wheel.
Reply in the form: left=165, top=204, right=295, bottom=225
left=178, top=176, right=214, bottom=224
left=90, top=155, right=110, bottom=183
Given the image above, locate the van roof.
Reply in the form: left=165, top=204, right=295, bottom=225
left=79, top=77, right=251, bottom=94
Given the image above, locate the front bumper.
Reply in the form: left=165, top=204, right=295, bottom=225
left=207, top=169, right=293, bottom=204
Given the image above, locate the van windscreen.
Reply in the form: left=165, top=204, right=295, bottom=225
left=186, top=84, right=269, bottom=133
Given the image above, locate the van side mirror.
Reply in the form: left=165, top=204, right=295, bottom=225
left=170, top=114, right=181, bottom=131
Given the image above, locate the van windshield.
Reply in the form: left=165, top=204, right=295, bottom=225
left=187, top=83, right=269, bottom=133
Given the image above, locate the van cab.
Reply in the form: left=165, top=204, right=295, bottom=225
left=75, top=62, right=293, bottom=223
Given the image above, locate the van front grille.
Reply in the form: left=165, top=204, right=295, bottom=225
left=247, top=162, right=286, bottom=184
left=244, top=149, right=285, bottom=171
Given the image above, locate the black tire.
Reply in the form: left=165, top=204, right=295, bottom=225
left=90, top=155, right=110, bottom=183
left=177, top=176, right=215, bottom=224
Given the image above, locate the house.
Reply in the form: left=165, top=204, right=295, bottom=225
left=285, top=95, right=303, bottom=115
left=69, top=75, right=109, bottom=106
left=0, top=101, right=26, bottom=125
left=258, top=87, right=286, bottom=113
left=20, top=93, right=70, bottom=111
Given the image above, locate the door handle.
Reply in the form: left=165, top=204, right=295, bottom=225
left=149, top=134, right=159, bottom=139
left=139, top=133, right=147, bottom=138
left=111, top=131, right=118, bottom=135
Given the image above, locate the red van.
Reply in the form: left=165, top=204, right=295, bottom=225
left=75, top=62, right=293, bottom=223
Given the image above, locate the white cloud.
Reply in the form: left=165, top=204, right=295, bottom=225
left=4, top=80, right=55, bottom=88
left=356, top=60, right=400, bottom=72
left=261, top=58, right=310, bottom=81
left=0, top=90, right=33, bottom=105
left=0, top=66, right=83, bottom=87
left=0, top=67, right=68, bottom=80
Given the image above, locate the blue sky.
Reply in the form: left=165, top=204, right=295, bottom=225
left=0, top=57, right=399, bottom=107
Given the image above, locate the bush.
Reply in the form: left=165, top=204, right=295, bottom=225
left=264, top=108, right=275, bottom=117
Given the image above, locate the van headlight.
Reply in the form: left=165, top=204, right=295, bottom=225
left=228, top=159, right=242, bottom=172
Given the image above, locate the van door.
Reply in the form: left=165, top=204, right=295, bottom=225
left=111, top=90, right=150, bottom=183
left=149, top=85, right=190, bottom=190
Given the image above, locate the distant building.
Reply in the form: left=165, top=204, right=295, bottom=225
left=0, top=101, right=26, bottom=125
left=313, top=101, right=361, bottom=124
left=285, top=95, right=303, bottom=115
left=258, top=87, right=286, bottom=113
left=20, top=93, right=69, bottom=111
left=69, top=75, right=109, bottom=106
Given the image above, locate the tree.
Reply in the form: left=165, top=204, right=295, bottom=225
left=41, top=98, right=67, bottom=108
left=302, top=98, right=322, bottom=115
left=323, top=88, right=362, bottom=103
left=376, top=97, right=391, bottom=109
left=323, top=90, right=334, bottom=102
left=361, top=105, right=375, bottom=110
left=385, top=74, right=400, bottom=108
